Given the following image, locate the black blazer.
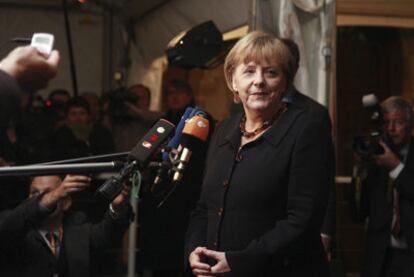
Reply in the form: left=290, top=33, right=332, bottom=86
left=185, top=90, right=333, bottom=277
left=361, top=138, right=414, bottom=277
left=0, top=196, right=131, bottom=277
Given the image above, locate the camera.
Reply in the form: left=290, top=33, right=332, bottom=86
left=106, top=87, right=139, bottom=122
left=353, top=94, right=391, bottom=158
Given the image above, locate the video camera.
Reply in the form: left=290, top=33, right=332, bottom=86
left=353, top=94, right=391, bottom=158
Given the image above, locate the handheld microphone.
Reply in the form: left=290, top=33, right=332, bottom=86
left=128, top=119, right=176, bottom=167
left=96, top=119, right=175, bottom=202
left=172, top=115, right=209, bottom=182
left=153, top=107, right=194, bottom=187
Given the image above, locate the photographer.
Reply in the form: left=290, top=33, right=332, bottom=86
left=52, top=97, right=114, bottom=160
left=359, top=96, right=414, bottom=277
left=110, top=84, right=160, bottom=152
left=0, top=175, right=131, bottom=277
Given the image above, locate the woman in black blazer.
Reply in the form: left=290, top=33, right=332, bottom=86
left=185, top=31, right=333, bottom=277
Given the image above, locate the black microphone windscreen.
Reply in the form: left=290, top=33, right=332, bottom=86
left=128, top=119, right=175, bottom=167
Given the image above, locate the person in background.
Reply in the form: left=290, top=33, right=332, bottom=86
left=186, top=31, right=333, bottom=277
left=137, top=79, right=210, bottom=277
left=164, top=78, right=195, bottom=125
left=110, top=84, right=160, bottom=152
left=281, top=37, right=336, bottom=262
left=47, top=89, right=72, bottom=130
left=0, top=174, right=131, bottom=277
left=358, top=96, right=414, bottom=277
left=81, top=91, right=101, bottom=123
left=52, top=97, right=114, bottom=160
left=48, top=89, right=71, bottom=104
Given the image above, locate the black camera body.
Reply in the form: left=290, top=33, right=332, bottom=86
left=353, top=94, right=392, bottom=158
left=107, top=87, right=139, bottom=122
left=353, top=132, right=385, bottom=157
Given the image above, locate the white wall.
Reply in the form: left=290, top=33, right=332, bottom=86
left=0, top=6, right=107, bottom=98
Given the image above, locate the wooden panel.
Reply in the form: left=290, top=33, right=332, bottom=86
left=338, top=0, right=414, bottom=17
left=401, top=30, right=414, bottom=103
left=337, top=14, right=414, bottom=28
left=336, top=27, right=402, bottom=176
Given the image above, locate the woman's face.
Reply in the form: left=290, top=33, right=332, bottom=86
left=232, top=60, right=287, bottom=114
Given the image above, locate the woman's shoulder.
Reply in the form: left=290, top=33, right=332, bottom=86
left=291, top=90, right=328, bottom=114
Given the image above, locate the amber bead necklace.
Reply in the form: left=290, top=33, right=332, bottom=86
left=240, top=104, right=287, bottom=139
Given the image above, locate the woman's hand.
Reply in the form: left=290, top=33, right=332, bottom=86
left=189, top=247, right=231, bottom=276
left=189, top=247, right=211, bottom=276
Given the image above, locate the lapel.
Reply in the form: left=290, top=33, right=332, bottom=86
left=219, top=112, right=243, bottom=149
left=262, top=98, right=304, bottom=148
left=28, top=230, right=55, bottom=256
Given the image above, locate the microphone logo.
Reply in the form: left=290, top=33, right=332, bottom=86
left=142, top=141, right=153, bottom=149
left=149, top=133, right=159, bottom=141
left=197, top=120, right=208, bottom=128
left=156, top=127, right=166, bottom=133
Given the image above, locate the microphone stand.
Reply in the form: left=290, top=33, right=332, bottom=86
left=0, top=151, right=130, bottom=177
left=38, top=151, right=129, bottom=165
left=0, top=161, right=123, bottom=177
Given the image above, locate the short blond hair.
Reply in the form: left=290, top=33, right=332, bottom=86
left=224, top=31, right=295, bottom=102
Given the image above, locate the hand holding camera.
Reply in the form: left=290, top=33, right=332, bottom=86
left=370, top=140, right=401, bottom=170
left=353, top=94, right=393, bottom=159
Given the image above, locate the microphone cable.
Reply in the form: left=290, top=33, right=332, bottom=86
left=131, top=170, right=142, bottom=199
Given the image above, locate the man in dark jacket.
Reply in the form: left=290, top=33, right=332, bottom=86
left=0, top=175, right=131, bottom=277
left=360, top=96, right=414, bottom=277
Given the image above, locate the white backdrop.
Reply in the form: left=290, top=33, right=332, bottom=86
left=0, top=6, right=116, bottom=98
left=253, top=0, right=336, bottom=106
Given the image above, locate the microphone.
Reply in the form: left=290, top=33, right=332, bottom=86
left=96, top=119, right=175, bottom=202
left=128, top=119, right=176, bottom=167
left=162, top=107, right=194, bottom=161
left=172, top=115, right=209, bottom=182
left=154, top=107, right=194, bottom=186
